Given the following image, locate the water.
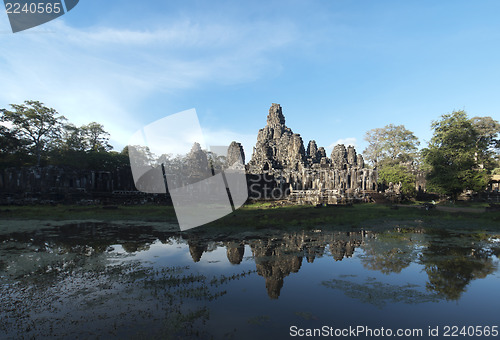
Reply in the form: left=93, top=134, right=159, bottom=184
left=1, top=222, right=499, bottom=339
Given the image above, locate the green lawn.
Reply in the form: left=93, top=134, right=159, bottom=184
left=0, top=204, right=177, bottom=221
left=1, top=202, right=498, bottom=231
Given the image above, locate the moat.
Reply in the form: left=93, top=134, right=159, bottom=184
left=1, top=221, right=499, bottom=339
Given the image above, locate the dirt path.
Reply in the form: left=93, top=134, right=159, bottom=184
left=395, top=204, right=485, bottom=213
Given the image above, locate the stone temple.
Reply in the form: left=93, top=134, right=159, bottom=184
left=244, top=103, right=378, bottom=204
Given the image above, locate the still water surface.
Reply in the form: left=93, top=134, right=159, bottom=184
left=1, top=222, right=499, bottom=339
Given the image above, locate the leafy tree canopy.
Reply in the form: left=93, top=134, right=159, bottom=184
left=83, top=122, right=112, bottom=152
left=363, top=124, right=420, bottom=168
left=1, top=100, right=66, bottom=166
left=1, top=100, right=119, bottom=170
left=422, top=110, right=496, bottom=198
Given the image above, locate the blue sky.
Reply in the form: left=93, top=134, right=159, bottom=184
left=1, top=0, right=500, bottom=158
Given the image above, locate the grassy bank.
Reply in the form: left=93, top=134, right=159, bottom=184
left=207, top=202, right=500, bottom=229
left=0, top=204, right=177, bottom=222
left=1, top=202, right=499, bottom=230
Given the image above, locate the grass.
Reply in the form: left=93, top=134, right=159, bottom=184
left=400, top=200, right=494, bottom=208
left=1, top=202, right=498, bottom=231
left=438, top=201, right=493, bottom=208
left=209, top=202, right=500, bottom=229
left=0, top=204, right=177, bottom=222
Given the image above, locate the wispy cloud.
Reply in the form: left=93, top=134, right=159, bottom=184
left=328, top=137, right=357, bottom=153
left=0, top=18, right=298, bottom=149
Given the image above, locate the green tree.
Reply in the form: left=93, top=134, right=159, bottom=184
left=84, top=150, right=129, bottom=171
left=50, top=122, right=114, bottom=167
left=378, top=164, right=416, bottom=196
left=82, top=122, right=112, bottom=152
left=363, top=127, right=385, bottom=168
left=422, top=110, right=491, bottom=199
left=363, top=124, right=420, bottom=168
left=0, top=100, right=66, bottom=166
left=0, top=125, right=31, bottom=167
left=59, top=123, right=113, bottom=153
left=363, top=124, right=420, bottom=196
left=471, top=116, right=500, bottom=170
left=61, top=123, right=87, bottom=152
left=47, top=124, right=87, bottom=168
left=0, top=125, right=25, bottom=154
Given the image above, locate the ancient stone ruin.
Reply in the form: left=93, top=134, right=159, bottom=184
left=0, top=165, right=140, bottom=205
left=246, top=103, right=377, bottom=204
left=0, top=103, right=377, bottom=206
left=227, top=141, right=245, bottom=168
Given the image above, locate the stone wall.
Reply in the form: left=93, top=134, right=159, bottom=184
left=0, top=165, right=137, bottom=203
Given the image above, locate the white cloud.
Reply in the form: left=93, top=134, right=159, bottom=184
left=0, top=18, right=298, bottom=149
left=328, top=137, right=357, bottom=153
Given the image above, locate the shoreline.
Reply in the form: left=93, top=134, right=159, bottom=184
left=1, top=203, right=498, bottom=234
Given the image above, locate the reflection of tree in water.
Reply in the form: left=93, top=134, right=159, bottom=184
left=419, top=230, right=498, bottom=300
left=360, top=229, right=424, bottom=274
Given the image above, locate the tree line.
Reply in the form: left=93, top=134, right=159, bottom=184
left=1, top=100, right=499, bottom=198
left=0, top=100, right=129, bottom=171
left=363, top=111, right=500, bottom=199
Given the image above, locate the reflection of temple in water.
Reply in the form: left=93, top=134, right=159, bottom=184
left=226, top=242, right=245, bottom=265
left=184, top=230, right=372, bottom=299
left=0, top=222, right=372, bottom=300
left=250, top=231, right=369, bottom=298
left=187, top=239, right=208, bottom=263
left=250, top=236, right=304, bottom=299
left=2, top=223, right=498, bottom=303
left=329, top=231, right=364, bottom=261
